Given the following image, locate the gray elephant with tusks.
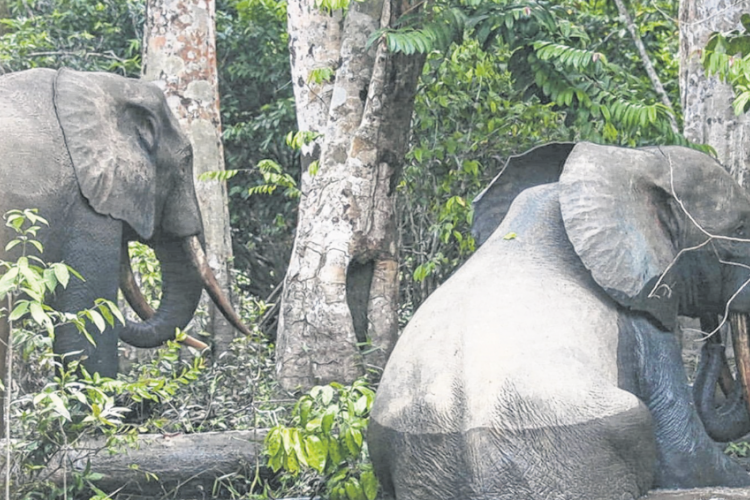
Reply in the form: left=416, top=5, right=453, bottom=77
left=368, top=142, right=750, bottom=499
left=0, top=68, right=250, bottom=425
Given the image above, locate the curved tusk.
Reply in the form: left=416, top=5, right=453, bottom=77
left=120, top=241, right=156, bottom=320
left=120, top=241, right=209, bottom=351
left=184, top=235, right=253, bottom=337
left=730, top=312, right=750, bottom=417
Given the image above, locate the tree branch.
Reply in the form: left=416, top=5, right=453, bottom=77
left=613, top=0, right=679, bottom=134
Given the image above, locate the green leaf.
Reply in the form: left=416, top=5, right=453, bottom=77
left=8, top=300, right=29, bottom=321
left=304, top=435, right=328, bottom=472
left=503, top=232, right=517, bottom=240
left=29, top=301, right=50, bottom=328
left=353, top=394, right=368, bottom=415
left=320, top=385, right=336, bottom=405
left=265, top=427, right=282, bottom=458
left=88, top=309, right=106, bottom=333
left=322, top=404, right=337, bottom=435
left=198, top=169, right=241, bottom=182
left=328, top=435, right=343, bottom=466
left=344, top=427, right=362, bottom=455
left=361, top=470, right=379, bottom=500
left=345, top=477, right=364, bottom=500
left=46, top=393, right=71, bottom=421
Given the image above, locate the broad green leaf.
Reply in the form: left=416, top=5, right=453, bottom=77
left=345, top=477, right=364, bottom=500
left=46, top=393, right=71, bottom=421
left=88, top=310, right=106, bottom=333
left=53, top=263, right=70, bottom=288
left=8, top=301, right=29, bottom=321
left=361, top=470, right=379, bottom=500
left=322, top=404, right=337, bottom=435
left=353, top=394, right=368, bottom=415
left=299, top=397, right=313, bottom=427
left=284, top=449, right=300, bottom=473
left=304, top=435, right=327, bottom=472
left=328, top=436, right=343, bottom=466
left=29, top=301, right=50, bottom=328
left=320, top=385, right=335, bottom=405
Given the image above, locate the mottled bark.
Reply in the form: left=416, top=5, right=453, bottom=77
left=277, top=0, right=425, bottom=391
left=680, top=0, right=750, bottom=187
left=142, top=0, right=236, bottom=354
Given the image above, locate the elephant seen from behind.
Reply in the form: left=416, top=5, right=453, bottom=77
left=0, top=68, right=249, bottom=422
left=369, top=142, right=750, bottom=499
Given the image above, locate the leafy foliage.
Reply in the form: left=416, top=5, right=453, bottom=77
left=377, top=0, right=682, bottom=147
left=217, top=0, right=298, bottom=299
left=396, top=0, right=684, bottom=316
left=265, top=379, right=378, bottom=500
left=1, top=210, right=205, bottom=499
left=0, top=0, right=143, bottom=75
left=702, top=13, right=750, bottom=115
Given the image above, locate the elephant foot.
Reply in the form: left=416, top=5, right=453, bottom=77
left=655, top=440, right=750, bottom=489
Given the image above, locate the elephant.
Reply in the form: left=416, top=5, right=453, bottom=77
left=0, top=68, right=250, bottom=421
left=368, top=142, right=750, bottom=500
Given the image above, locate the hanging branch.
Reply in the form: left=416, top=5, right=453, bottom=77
left=613, top=0, right=680, bottom=134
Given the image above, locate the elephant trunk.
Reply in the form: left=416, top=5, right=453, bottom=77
left=692, top=313, right=750, bottom=442
left=119, top=235, right=251, bottom=349
left=119, top=238, right=204, bottom=348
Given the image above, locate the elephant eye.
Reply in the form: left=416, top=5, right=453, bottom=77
left=735, top=222, right=748, bottom=238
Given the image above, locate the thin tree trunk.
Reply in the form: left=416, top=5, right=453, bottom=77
left=614, top=0, right=679, bottom=134
left=680, top=0, right=750, bottom=186
left=276, top=0, right=425, bottom=391
left=142, top=0, right=236, bottom=354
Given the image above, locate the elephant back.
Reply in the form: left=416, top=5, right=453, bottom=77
left=369, top=183, right=650, bottom=499
left=0, top=69, right=78, bottom=255
left=0, top=69, right=74, bottom=202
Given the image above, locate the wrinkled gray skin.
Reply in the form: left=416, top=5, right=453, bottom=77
left=0, top=68, right=205, bottom=391
left=369, top=142, right=750, bottom=500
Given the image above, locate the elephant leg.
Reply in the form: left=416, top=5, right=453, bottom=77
left=620, top=313, right=750, bottom=488
left=50, top=206, right=122, bottom=379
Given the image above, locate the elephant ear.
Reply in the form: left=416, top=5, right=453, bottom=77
left=53, top=68, right=160, bottom=240
left=559, top=142, right=681, bottom=330
left=472, top=142, right=575, bottom=245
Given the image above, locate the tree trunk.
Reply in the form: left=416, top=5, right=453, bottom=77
left=679, top=0, right=750, bottom=186
left=142, top=0, right=236, bottom=354
left=45, top=430, right=268, bottom=498
left=276, top=0, right=425, bottom=391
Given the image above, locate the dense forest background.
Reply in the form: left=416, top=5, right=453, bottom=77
left=2, top=0, right=745, bottom=498
left=0, top=0, right=686, bottom=316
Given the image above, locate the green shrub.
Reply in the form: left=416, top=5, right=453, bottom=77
left=265, top=378, right=379, bottom=500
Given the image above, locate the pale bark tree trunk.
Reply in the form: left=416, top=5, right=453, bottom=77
left=142, top=0, right=236, bottom=354
left=680, top=0, right=750, bottom=187
left=276, top=0, right=425, bottom=391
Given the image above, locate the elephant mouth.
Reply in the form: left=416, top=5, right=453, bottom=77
left=119, top=234, right=252, bottom=349
left=730, top=312, right=750, bottom=417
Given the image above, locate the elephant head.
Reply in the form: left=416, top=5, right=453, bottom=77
left=473, top=141, right=750, bottom=441
left=53, top=68, right=249, bottom=349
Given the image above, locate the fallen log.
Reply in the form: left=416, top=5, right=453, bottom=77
left=49, top=429, right=271, bottom=499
